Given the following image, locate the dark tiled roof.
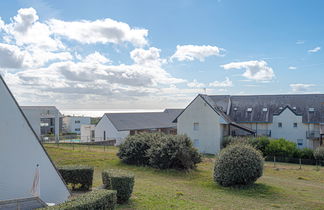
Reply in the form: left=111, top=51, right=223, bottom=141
left=208, top=94, right=324, bottom=123
left=105, top=109, right=183, bottom=131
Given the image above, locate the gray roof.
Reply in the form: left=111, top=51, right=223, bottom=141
left=105, top=109, right=183, bottom=131
left=207, top=94, right=324, bottom=123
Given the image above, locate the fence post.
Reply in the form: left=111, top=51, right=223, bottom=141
left=273, top=156, right=276, bottom=168
left=299, top=158, right=302, bottom=169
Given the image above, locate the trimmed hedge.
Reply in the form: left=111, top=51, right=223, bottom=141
left=58, top=165, right=94, bottom=191
left=117, top=133, right=202, bottom=170
left=102, top=169, right=135, bottom=204
left=147, top=135, right=202, bottom=169
left=214, top=144, right=264, bottom=187
left=39, top=189, right=116, bottom=210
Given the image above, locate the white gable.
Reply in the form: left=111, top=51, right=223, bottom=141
left=0, top=76, right=70, bottom=204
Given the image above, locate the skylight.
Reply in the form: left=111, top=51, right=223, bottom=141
left=262, top=108, right=268, bottom=112
left=247, top=108, right=252, bottom=112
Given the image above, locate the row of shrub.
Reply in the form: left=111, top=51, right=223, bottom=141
left=117, top=133, right=202, bottom=170
left=40, top=189, right=116, bottom=210
left=222, top=136, right=321, bottom=160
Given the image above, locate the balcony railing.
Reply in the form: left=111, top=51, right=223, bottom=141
left=306, top=131, right=321, bottom=139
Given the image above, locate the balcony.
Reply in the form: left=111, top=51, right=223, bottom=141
left=306, top=131, right=321, bottom=139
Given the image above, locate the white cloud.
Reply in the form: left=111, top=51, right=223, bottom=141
left=0, top=43, right=25, bottom=68
left=209, top=77, right=233, bottom=87
left=84, top=52, right=111, bottom=64
left=187, top=79, right=205, bottom=88
left=308, top=46, right=321, bottom=53
left=221, top=60, right=275, bottom=81
left=171, top=45, right=224, bottom=62
left=288, top=66, right=297, bottom=70
left=48, top=18, right=148, bottom=47
left=130, top=47, right=165, bottom=66
left=290, top=83, right=315, bottom=92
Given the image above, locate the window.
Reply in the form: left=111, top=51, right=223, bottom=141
left=293, top=123, right=297, bottom=128
left=233, top=107, right=238, bottom=111
left=193, top=122, right=199, bottom=131
left=278, top=122, right=282, bottom=128
left=194, top=139, right=200, bottom=148
left=247, top=107, right=252, bottom=112
left=309, top=108, right=315, bottom=112
left=297, top=139, right=303, bottom=148
left=103, top=131, right=106, bottom=140
left=75, top=120, right=81, bottom=124
left=75, top=128, right=80, bottom=131
left=262, top=108, right=268, bottom=112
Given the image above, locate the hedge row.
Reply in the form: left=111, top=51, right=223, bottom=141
left=117, top=133, right=202, bottom=170
left=39, top=189, right=116, bottom=210
left=102, top=169, right=135, bottom=204
left=58, top=166, right=94, bottom=191
left=222, top=136, right=315, bottom=160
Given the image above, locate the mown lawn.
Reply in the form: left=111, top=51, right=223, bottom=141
left=44, top=144, right=324, bottom=210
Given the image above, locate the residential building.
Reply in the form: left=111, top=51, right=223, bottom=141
left=0, top=75, right=70, bottom=205
left=80, top=124, right=96, bottom=142
left=175, top=94, right=324, bottom=154
left=62, top=116, right=91, bottom=134
left=95, top=109, right=182, bottom=145
left=21, top=106, right=62, bottom=142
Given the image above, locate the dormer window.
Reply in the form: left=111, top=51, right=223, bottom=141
left=309, top=108, right=315, bottom=112
left=279, top=107, right=283, bottom=110
left=233, top=107, right=238, bottom=111
left=247, top=108, right=252, bottom=112
left=262, top=108, right=268, bottom=112
left=293, top=107, right=296, bottom=110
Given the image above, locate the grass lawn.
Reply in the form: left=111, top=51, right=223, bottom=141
left=44, top=144, right=324, bottom=210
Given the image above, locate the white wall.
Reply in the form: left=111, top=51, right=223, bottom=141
left=270, top=108, right=309, bottom=148
left=177, top=96, right=224, bottom=154
left=95, top=115, right=129, bottom=145
left=63, top=116, right=91, bottom=134
left=0, top=78, right=70, bottom=204
left=80, top=124, right=95, bottom=142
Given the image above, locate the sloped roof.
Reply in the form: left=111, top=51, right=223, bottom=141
left=105, top=109, right=183, bottom=131
left=208, top=94, right=324, bottom=123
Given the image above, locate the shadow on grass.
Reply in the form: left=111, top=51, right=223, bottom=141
left=203, top=181, right=282, bottom=200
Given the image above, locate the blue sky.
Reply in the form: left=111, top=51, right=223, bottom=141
left=0, top=0, right=323, bottom=110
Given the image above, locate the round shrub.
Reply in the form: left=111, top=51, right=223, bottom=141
left=214, top=144, right=264, bottom=187
left=147, top=134, right=202, bottom=170
left=117, top=133, right=160, bottom=165
left=314, top=146, right=324, bottom=161
left=57, top=165, right=94, bottom=191
left=102, top=169, right=135, bottom=204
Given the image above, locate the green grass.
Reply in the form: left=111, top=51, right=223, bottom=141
left=45, top=144, right=324, bottom=210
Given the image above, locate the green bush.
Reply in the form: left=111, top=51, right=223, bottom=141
left=314, top=146, right=324, bottom=161
left=117, top=133, right=202, bottom=170
left=294, top=148, right=314, bottom=159
left=102, top=169, right=135, bottom=204
left=265, top=138, right=297, bottom=157
left=39, top=189, right=116, bottom=210
left=214, top=144, right=264, bottom=187
left=58, top=165, right=94, bottom=191
left=221, top=136, right=250, bottom=148
left=147, top=134, right=202, bottom=169
left=117, top=133, right=160, bottom=165
left=249, top=136, right=270, bottom=156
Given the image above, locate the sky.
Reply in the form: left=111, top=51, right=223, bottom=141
left=0, top=0, right=324, bottom=111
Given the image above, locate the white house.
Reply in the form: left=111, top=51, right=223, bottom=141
left=62, top=116, right=91, bottom=134
left=21, top=106, right=62, bottom=142
left=95, top=109, right=182, bottom=145
left=0, top=76, right=70, bottom=206
left=80, top=124, right=95, bottom=143
left=175, top=94, right=324, bottom=154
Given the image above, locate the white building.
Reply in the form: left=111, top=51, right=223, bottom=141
left=175, top=94, right=324, bottom=154
left=0, top=76, right=70, bottom=206
left=80, top=124, right=95, bottom=143
left=62, top=116, right=91, bottom=134
left=95, top=109, right=182, bottom=145
left=21, top=106, right=62, bottom=142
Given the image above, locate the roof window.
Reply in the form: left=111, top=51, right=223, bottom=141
left=309, top=108, right=315, bottom=112
left=247, top=108, right=252, bottom=112
left=262, top=108, right=268, bottom=112
left=233, top=107, right=238, bottom=111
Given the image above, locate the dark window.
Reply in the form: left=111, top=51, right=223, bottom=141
left=75, top=120, right=80, bottom=124
left=193, top=122, right=199, bottom=131
left=278, top=122, right=282, bottom=128
left=103, top=131, right=106, bottom=140
left=293, top=123, right=297, bottom=128
left=75, top=128, right=80, bottom=131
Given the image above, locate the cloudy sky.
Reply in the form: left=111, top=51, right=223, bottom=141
left=0, top=0, right=324, bottom=110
